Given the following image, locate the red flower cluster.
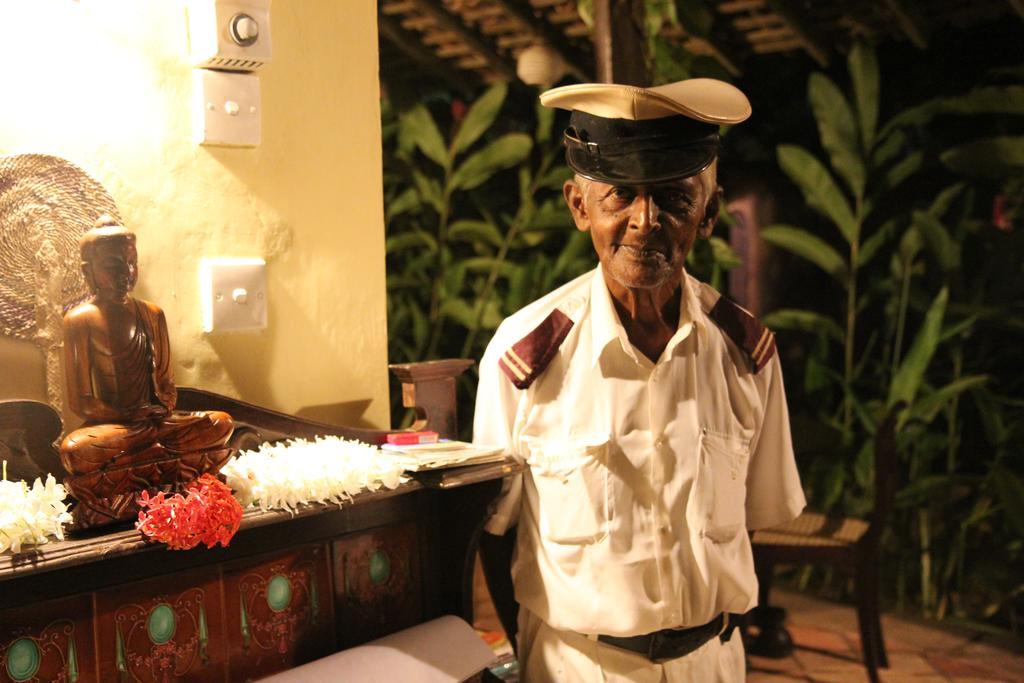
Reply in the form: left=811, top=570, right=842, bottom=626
left=136, top=474, right=243, bottom=550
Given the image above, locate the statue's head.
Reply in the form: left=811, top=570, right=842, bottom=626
left=80, top=215, right=138, bottom=301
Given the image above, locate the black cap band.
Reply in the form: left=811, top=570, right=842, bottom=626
left=563, top=110, right=720, bottom=184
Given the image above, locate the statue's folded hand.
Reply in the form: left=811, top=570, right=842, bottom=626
left=129, top=403, right=170, bottom=422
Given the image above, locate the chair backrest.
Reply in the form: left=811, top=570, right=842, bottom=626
left=866, top=403, right=903, bottom=545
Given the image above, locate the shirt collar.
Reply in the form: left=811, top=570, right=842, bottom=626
left=589, top=266, right=707, bottom=367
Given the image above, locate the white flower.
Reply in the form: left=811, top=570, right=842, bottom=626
left=0, top=474, right=72, bottom=554
left=221, top=436, right=408, bottom=514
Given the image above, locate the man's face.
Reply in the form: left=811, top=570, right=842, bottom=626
left=86, top=240, right=138, bottom=301
left=564, top=167, right=718, bottom=291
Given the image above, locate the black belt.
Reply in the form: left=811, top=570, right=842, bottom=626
left=595, top=613, right=737, bottom=663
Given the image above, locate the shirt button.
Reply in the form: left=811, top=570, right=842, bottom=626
left=655, top=438, right=665, bottom=449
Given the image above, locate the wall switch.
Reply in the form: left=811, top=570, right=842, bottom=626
left=193, top=69, right=260, bottom=147
left=199, top=257, right=267, bottom=333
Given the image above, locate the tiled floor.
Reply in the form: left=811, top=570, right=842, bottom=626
left=473, top=560, right=1024, bottom=681
left=747, top=590, right=1024, bottom=683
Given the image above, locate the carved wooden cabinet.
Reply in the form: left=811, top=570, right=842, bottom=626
left=0, top=362, right=520, bottom=682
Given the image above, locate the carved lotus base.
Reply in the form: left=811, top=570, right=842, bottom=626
left=65, top=446, right=232, bottom=530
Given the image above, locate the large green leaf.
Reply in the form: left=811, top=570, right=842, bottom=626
left=888, top=287, right=948, bottom=408
left=409, top=301, right=429, bottom=353
left=708, top=237, right=740, bottom=270
left=761, top=224, right=848, bottom=282
left=777, top=145, right=858, bottom=244
left=440, top=298, right=477, bottom=329
left=910, top=375, right=989, bottom=424
left=410, top=170, right=443, bottom=213
left=538, top=164, right=574, bottom=190
left=450, top=133, right=532, bottom=191
left=442, top=261, right=467, bottom=300
left=928, top=183, right=966, bottom=219
left=992, top=464, right=1024, bottom=537
left=940, top=136, right=1024, bottom=178
left=522, top=197, right=574, bottom=231
left=881, top=86, right=1024, bottom=137
left=385, top=230, right=438, bottom=254
left=938, top=314, right=979, bottom=343
left=462, top=257, right=518, bottom=278
left=820, top=460, right=847, bottom=510
left=448, top=219, right=504, bottom=248
left=386, top=187, right=420, bottom=221
left=871, top=129, right=905, bottom=170
left=853, top=439, right=874, bottom=490
left=808, top=73, right=865, bottom=198
left=452, top=83, right=507, bottom=156
left=912, top=210, right=960, bottom=271
left=551, top=231, right=594, bottom=279
left=848, top=41, right=879, bottom=154
left=878, top=150, right=924, bottom=195
left=858, top=218, right=897, bottom=268
left=399, top=105, right=447, bottom=168
left=762, top=308, right=844, bottom=342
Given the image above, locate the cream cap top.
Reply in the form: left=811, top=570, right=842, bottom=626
left=540, top=78, right=751, bottom=124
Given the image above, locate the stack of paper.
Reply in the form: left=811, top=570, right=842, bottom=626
left=380, top=441, right=506, bottom=471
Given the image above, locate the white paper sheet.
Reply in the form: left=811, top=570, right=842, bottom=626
left=257, top=615, right=497, bottom=683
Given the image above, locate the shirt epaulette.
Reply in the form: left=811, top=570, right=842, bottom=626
left=707, top=295, right=775, bottom=374
left=498, top=308, right=574, bottom=389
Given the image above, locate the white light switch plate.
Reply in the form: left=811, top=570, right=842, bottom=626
left=199, top=257, right=267, bottom=333
left=193, top=69, right=261, bottom=147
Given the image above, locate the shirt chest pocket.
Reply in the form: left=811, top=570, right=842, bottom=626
left=523, top=434, right=611, bottom=545
left=700, top=430, right=750, bottom=543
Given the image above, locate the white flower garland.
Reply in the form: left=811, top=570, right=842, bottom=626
left=220, top=436, right=408, bottom=513
left=0, top=473, right=72, bottom=554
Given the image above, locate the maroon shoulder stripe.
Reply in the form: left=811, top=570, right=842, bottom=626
left=498, top=309, right=574, bottom=389
left=708, top=296, right=775, bottom=373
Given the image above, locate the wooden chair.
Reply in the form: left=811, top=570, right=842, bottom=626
left=751, top=406, right=901, bottom=683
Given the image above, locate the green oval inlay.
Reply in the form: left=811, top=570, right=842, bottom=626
left=6, top=637, right=40, bottom=682
left=266, top=574, right=292, bottom=612
left=147, top=604, right=177, bottom=645
left=369, top=550, right=391, bottom=585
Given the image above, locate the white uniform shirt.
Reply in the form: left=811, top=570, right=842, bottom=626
left=474, top=266, right=805, bottom=638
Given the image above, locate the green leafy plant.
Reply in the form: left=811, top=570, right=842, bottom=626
left=383, top=85, right=592, bottom=430
left=764, top=43, right=1024, bottom=630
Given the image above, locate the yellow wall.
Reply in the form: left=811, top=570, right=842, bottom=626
left=0, top=0, right=391, bottom=428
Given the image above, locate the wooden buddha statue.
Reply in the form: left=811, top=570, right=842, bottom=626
left=59, top=217, right=233, bottom=527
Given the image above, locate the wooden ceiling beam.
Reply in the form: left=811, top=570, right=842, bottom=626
left=763, top=0, right=830, bottom=66
left=408, top=0, right=518, bottom=81
left=718, top=0, right=765, bottom=13
left=491, top=0, right=591, bottom=80
left=379, top=14, right=478, bottom=93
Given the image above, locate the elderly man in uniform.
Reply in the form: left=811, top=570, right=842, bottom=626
left=474, top=79, right=806, bottom=682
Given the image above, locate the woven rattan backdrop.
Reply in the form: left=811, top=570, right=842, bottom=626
left=0, top=154, right=121, bottom=416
